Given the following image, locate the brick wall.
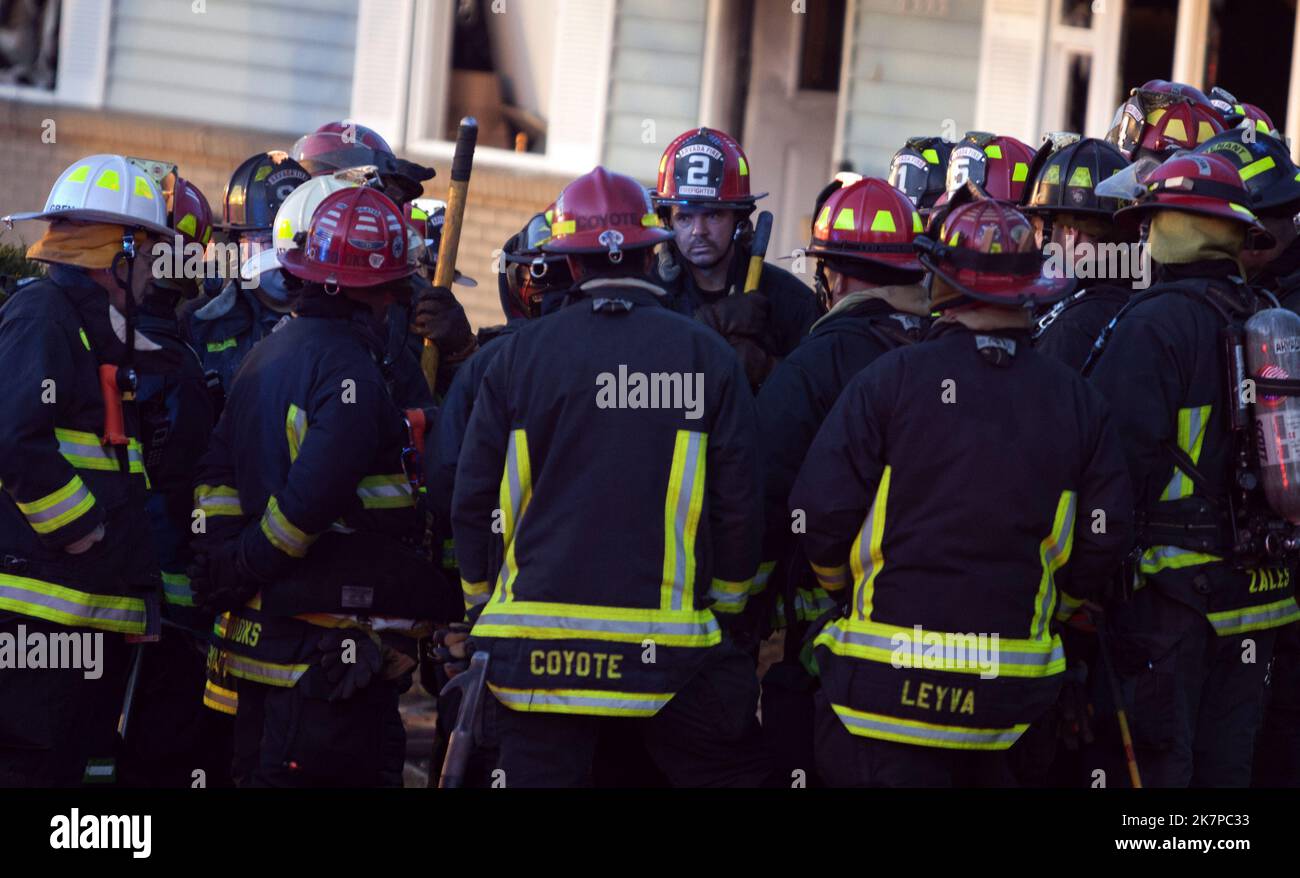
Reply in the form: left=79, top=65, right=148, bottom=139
left=0, top=100, right=570, bottom=329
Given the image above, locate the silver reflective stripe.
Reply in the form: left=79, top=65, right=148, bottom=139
left=493, top=688, right=671, bottom=714
left=1209, top=601, right=1300, bottom=634
left=478, top=611, right=718, bottom=639
left=356, top=476, right=413, bottom=507
left=1035, top=493, right=1076, bottom=639
left=832, top=626, right=1063, bottom=668
left=1164, top=406, right=1207, bottom=499
left=834, top=707, right=1024, bottom=747
left=669, top=431, right=704, bottom=611
left=0, top=576, right=145, bottom=627
left=855, top=505, right=879, bottom=621
left=223, top=653, right=307, bottom=686
left=24, top=481, right=92, bottom=528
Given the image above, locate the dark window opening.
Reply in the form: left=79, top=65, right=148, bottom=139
left=1117, top=0, right=1178, bottom=99
left=0, top=0, right=59, bottom=90
left=799, top=0, right=847, bottom=92
left=1065, top=53, right=1092, bottom=134
left=1205, top=0, right=1294, bottom=129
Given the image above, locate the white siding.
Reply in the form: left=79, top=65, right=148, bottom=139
left=105, top=0, right=358, bottom=135
left=602, top=0, right=706, bottom=180
left=840, top=0, right=985, bottom=176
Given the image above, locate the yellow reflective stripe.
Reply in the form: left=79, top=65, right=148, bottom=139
left=737, top=156, right=749, bottom=177
left=162, top=572, right=195, bottom=607
left=552, top=219, right=576, bottom=236
left=67, top=164, right=91, bottom=183
left=496, top=429, right=533, bottom=603
left=206, top=337, right=237, bottom=353
left=355, top=474, right=415, bottom=509
left=96, top=169, right=121, bottom=191
left=751, top=560, right=776, bottom=595
left=16, top=475, right=96, bottom=535
left=922, top=148, right=940, bottom=164
left=1031, top=490, right=1076, bottom=639
left=831, top=702, right=1028, bottom=751
left=811, top=561, right=849, bottom=592
left=285, top=403, right=307, bottom=463
left=259, top=495, right=315, bottom=558
left=641, top=213, right=659, bottom=228
left=797, top=586, right=836, bottom=622
left=489, top=684, right=672, bottom=717
left=202, top=680, right=238, bottom=715
left=659, top=429, right=707, bottom=611
left=0, top=572, right=146, bottom=633
left=1140, top=545, right=1222, bottom=574
left=1229, top=203, right=1258, bottom=220
left=1207, top=598, right=1300, bottom=635
left=462, top=578, right=490, bottom=611
left=1240, top=156, right=1276, bottom=182
left=815, top=617, right=1065, bottom=678
left=1012, top=161, right=1029, bottom=182
left=833, top=208, right=856, bottom=231
left=1067, top=166, right=1093, bottom=188
left=1160, top=405, right=1211, bottom=500
left=850, top=465, right=891, bottom=621
left=1055, top=590, right=1085, bottom=622
left=222, top=652, right=311, bottom=687
left=194, top=483, right=242, bottom=517
left=474, top=599, right=721, bottom=647
left=707, top=577, right=751, bottom=614
left=984, top=144, right=1002, bottom=159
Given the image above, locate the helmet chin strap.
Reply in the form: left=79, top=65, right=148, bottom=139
left=110, top=232, right=138, bottom=366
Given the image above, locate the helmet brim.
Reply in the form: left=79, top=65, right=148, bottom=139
left=280, top=247, right=417, bottom=287
left=241, top=247, right=286, bottom=281
left=650, top=193, right=767, bottom=211
left=1115, top=201, right=1277, bottom=249
left=542, top=227, right=673, bottom=254
left=802, top=245, right=925, bottom=276
left=921, top=253, right=1076, bottom=308
left=6, top=208, right=176, bottom=239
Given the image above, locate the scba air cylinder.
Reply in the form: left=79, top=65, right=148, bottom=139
left=1247, top=308, right=1300, bottom=524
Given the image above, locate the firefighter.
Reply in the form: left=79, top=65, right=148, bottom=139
left=1027, top=138, right=1139, bottom=371
left=753, top=177, right=929, bottom=784
left=1191, top=131, right=1300, bottom=787
left=651, top=127, right=821, bottom=390
left=790, top=199, right=1134, bottom=787
left=120, top=175, right=234, bottom=786
left=888, top=135, right=953, bottom=221
left=1105, top=81, right=1225, bottom=163
left=188, top=186, right=461, bottom=787
left=181, top=151, right=310, bottom=402
left=1088, top=152, right=1299, bottom=787
left=452, top=167, right=771, bottom=787
left=0, top=155, right=181, bottom=786
left=938, top=131, right=1036, bottom=206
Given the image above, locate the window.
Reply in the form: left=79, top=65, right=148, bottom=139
left=1204, top=0, right=1293, bottom=126
left=0, top=0, right=58, bottom=90
left=798, top=0, right=847, bottom=92
left=1118, top=0, right=1179, bottom=92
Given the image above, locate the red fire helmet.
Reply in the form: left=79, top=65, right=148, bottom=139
left=807, top=177, right=924, bottom=275
left=1115, top=152, right=1275, bottom=248
left=915, top=199, right=1074, bottom=309
left=280, top=186, right=417, bottom=288
left=652, top=127, right=766, bottom=211
left=543, top=167, right=672, bottom=257
left=291, top=121, right=395, bottom=176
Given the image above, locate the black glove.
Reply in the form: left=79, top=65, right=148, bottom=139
left=373, top=153, right=436, bottom=206
left=695, top=291, right=771, bottom=339
left=410, top=278, right=476, bottom=358
left=696, top=293, right=777, bottom=389
left=318, top=629, right=383, bottom=701
left=188, top=539, right=261, bottom=614
left=1056, top=660, right=1094, bottom=752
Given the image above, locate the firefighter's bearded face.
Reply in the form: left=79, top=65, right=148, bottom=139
left=671, top=205, right=740, bottom=269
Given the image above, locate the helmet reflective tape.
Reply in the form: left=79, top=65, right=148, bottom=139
left=1068, top=167, right=1093, bottom=188
left=96, top=170, right=120, bottom=191
left=67, top=165, right=90, bottom=183
left=833, top=208, right=856, bottom=230
left=1240, top=156, right=1277, bottom=181
left=1012, top=162, right=1029, bottom=182
left=923, top=148, right=940, bottom=163
left=869, top=210, right=896, bottom=232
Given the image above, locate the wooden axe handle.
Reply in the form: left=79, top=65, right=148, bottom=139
left=744, top=210, right=774, bottom=294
